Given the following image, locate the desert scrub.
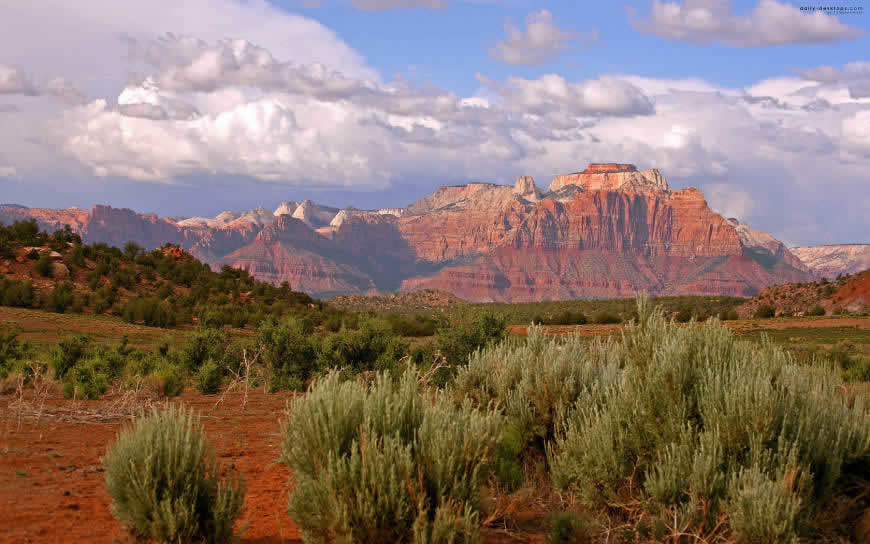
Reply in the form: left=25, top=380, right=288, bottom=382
left=103, top=404, right=245, bottom=543
left=280, top=370, right=503, bottom=543
left=547, top=296, right=870, bottom=542
left=454, top=325, right=620, bottom=457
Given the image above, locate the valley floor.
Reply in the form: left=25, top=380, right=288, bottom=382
left=1, top=313, right=868, bottom=543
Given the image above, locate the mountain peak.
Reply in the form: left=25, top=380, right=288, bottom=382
left=548, top=164, right=670, bottom=193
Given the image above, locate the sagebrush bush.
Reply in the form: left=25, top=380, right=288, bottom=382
left=454, top=325, right=620, bottom=455
left=544, top=296, right=870, bottom=542
left=103, top=404, right=245, bottom=543
left=280, top=370, right=503, bottom=543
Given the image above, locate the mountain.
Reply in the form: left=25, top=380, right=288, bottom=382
left=0, top=163, right=818, bottom=301
left=790, top=244, right=870, bottom=279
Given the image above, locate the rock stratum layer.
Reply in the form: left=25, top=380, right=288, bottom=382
left=1, top=165, right=827, bottom=301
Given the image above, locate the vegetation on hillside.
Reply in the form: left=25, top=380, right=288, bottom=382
left=0, top=219, right=340, bottom=328
left=739, top=271, right=869, bottom=318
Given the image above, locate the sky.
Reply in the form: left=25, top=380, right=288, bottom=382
left=0, top=0, right=868, bottom=246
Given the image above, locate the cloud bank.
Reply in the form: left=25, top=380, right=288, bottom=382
left=0, top=0, right=868, bottom=246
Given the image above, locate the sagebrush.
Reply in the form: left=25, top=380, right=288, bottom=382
left=280, top=370, right=503, bottom=543
left=467, top=296, right=870, bottom=543
left=103, top=404, right=245, bottom=543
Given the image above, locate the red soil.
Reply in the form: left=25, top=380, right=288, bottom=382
left=0, top=390, right=301, bottom=544
left=1, top=390, right=543, bottom=543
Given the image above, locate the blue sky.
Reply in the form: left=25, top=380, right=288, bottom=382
left=0, top=0, right=868, bottom=245
left=290, top=0, right=870, bottom=90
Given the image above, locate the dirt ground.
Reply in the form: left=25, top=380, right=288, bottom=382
left=0, top=390, right=301, bottom=544
left=3, top=314, right=867, bottom=543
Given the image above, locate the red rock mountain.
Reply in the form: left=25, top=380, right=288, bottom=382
left=0, top=164, right=819, bottom=301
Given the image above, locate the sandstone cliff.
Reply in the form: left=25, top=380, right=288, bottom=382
left=0, top=165, right=821, bottom=301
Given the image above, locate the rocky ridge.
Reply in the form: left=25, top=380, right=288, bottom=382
left=0, top=164, right=825, bottom=301
left=791, top=244, right=870, bottom=279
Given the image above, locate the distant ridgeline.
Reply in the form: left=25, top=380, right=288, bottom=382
left=0, top=218, right=338, bottom=328
left=0, top=163, right=819, bottom=301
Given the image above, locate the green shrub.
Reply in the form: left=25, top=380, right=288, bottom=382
left=122, top=296, right=176, bottom=327
left=545, top=296, right=870, bottom=541
left=42, top=282, right=74, bottom=313
left=317, top=315, right=409, bottom=375
left=718, top=309, right=739, bottom=321
left=0, top=278, right=34, bottom=307
left=180, top=328, right=229, bottom=370
left=146, top=361, right=185, bottom=397
left=103, top=404, right=245, bottom=543
left=195, top=359, right=224, bottom=394
left=806, top=304, right=826, bottom=316
left=383, top=312, right=440, bottom=336
left=50, top=334, right=91, bottom=379
left=548, top=512, right=591, bottom=544
left=257, top=317, right=320, bottom=391
left=675, top=306, right=694, bottom=323
left=62, top=356, right=109, bottom=400
left=454, top=324, right=619, bottom=456
left=591, top=311, right=621, bottom=324
left=33, top=253, right=53, bottom=277
left=280, top=370, right=502, bottom=543
left=0, top=327, right=27, bottom=378
left=754, top=304, right=776, bottom=318
left=435, top=312, right=506, bottom=368
left=492, top=424, right=524, bottom=490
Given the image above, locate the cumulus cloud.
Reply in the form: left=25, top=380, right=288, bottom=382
left=478, top=73, right=654, bottom=116
left=44, top=78, right=88, bottom=105
left=0, top=1, right=868, bottom=244
left=0, top=65, right=38, bottom=95
left=490, top=10, right=598, bottom=66
left=0, top=65, right=87, bottom=105
left=634, top=0, right=863, bottom=47
left=795, top=61, right=870, bottom=99
left=842, top=110, right=870, bottom=155
left=350, top=0, right=447, bottom=9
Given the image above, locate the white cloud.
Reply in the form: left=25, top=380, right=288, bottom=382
left=0, top=2, right=868, bottom=244
left=490, top=10, right=597, bottom=66
left=477, top=73, right=654, bottom=116
left=842, top=110, right=870, bottom=155
left=795, top=61, right=870, bottom=99
left=44, top=78, right=88, bottom=105
left=0, top=0, right=377, bottom=100
left=0, top=64, right=38, bottom=95
left=635, top=0, right=863, bottom=47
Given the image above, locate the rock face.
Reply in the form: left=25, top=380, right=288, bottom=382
left=791, top=244, right=870, bottom=279
left=0, top=164, right=819, bottom=301
left=548, top=163, right=669, bottom=193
